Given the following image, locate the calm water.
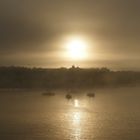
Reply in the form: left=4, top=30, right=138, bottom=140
left=0, top=87, right=140, bottom=140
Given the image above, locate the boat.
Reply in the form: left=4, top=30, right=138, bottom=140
left=42, top=91, right=55, bottom=96
left=87, top=93, right=95, bottom=98
left=65, top=94, right=72, bottom=100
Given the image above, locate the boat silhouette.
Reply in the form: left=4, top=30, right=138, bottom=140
left=87, top=93, right=95, bottom=98
left=42, top=91, right=55, bottom=96
left=65, top=94, right=72, bottom=100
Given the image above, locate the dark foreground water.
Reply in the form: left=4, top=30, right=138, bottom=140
left=0, top=87, right=140, bottom=140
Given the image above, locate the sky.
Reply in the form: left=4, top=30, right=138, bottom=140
left=0, top=0, right=140, bottom=70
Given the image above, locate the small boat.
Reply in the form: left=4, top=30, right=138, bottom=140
left=65, top=94, right=72, bottom=100
left=42, top=91, right=55, bottom=96
left=87, top=93, right=95, bottom=98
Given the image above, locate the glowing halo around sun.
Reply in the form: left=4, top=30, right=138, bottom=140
left=65, top=37, right=88, bottom=61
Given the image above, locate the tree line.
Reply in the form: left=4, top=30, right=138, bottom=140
left=0, top=66, right=140, bottom=89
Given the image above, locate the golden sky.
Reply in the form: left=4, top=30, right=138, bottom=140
left=0, top=0, right=140, bottom=70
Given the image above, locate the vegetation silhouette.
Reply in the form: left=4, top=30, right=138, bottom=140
left=0, top=66, right=140, bottom=89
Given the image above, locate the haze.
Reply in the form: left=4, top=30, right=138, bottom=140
left=0, top=0, right=140, bottom=70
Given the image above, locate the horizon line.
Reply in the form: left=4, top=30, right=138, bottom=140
left=0, top=65, right=140, bottom=72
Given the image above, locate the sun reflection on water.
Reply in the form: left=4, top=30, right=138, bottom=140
left=68, top=99, right=92, bottom=139
left=74, top=99, right=79, bottom=107
left=72, top=111, right=81, bottom=125
left=70, top=99, right=86, bottom=140
left=71, top=111, right=82, bottom=140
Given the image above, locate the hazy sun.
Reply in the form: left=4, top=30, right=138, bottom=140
left=66, top=37, right=88, bottom=60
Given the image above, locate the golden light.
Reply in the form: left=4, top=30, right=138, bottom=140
left=66, top=37, right=88, bottom=60
left=71, top=111, right=81, bottom=139
left=74, top=99, right=79, bottom=107
left=72, top=111, right=81, bottom=124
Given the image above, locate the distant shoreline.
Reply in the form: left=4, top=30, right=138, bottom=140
left=0, top=66, right=140, bottom=89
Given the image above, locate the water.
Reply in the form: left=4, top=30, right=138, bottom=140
left=0, top=87, right=140, bottom=140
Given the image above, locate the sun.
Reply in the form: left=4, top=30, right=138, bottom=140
left=66, top=37, right=88, bottom=60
